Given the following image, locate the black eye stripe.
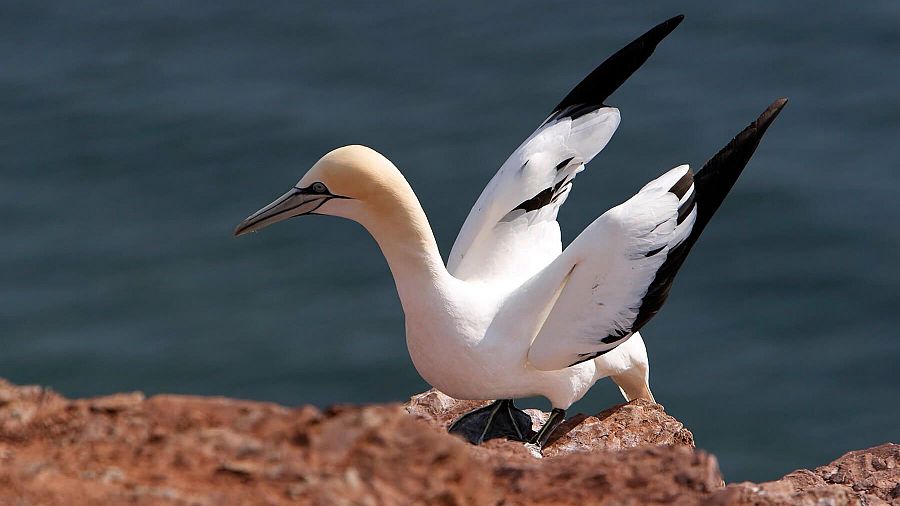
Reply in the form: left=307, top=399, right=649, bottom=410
left=294, top=182, right=330, bottom=194
left=290, top=182, right=350, bottom=200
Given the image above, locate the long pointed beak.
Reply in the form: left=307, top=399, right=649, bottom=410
left=233, top=188, right=330, bottom=237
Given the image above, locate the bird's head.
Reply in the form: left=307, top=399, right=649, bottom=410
left=234, top=145, right=405, bottom=236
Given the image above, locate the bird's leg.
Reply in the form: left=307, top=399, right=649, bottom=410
left=448, top=399, right=536, bottom=445
left=529, top=408, right=566, bottom=449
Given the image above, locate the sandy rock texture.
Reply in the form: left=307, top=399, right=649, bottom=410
left=405, top=389, right=696, bottom=457
left=0, top=380, right=895, bottom=505
left=713, top=443, right=900, bottom=505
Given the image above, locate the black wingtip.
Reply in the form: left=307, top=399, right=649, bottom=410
left=546, top=15, right=685, bottom=123
left=692, top=97, right=789, bottom=234
left=756, top=97, right=789, bottom=133
left=627, top=97, right=787, bottom=334
left=657, top=14, right=686, bottom=36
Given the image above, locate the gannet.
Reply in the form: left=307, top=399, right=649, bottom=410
left=234, top=15, right=787, bottom=450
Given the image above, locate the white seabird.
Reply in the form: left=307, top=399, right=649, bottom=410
left=234, top=15, right=787, bottom=449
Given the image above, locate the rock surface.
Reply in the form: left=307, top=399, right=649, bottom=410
left=713, top=443, right=900, bottom=505
left=405, top=389, right=696, bottom=458
left=0, top=379, right=895, bottom=505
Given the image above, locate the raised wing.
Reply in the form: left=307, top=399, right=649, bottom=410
left=527, top=99, right=788, bottom=371
left=447, top=15, right=684, bottom=285
left=528, top=165, right=696, bottom=370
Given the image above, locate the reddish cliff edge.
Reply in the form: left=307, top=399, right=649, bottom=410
left=0, top=380, right=896, bottom=505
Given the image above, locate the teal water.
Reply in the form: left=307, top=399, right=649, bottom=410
left=2, top=1, right=898, bottom=482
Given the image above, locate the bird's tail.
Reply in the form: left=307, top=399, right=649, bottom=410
left=630, top=98, right=787, bottom=330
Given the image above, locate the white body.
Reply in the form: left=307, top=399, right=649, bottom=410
left=403, top=274, right=652, bottom=409
left=232, top=18, right=705, bottom=411
left=238, top=105, right=700, bottom=411
left=312, top=142, right=695, bottom=409
left=234, top=17, right=784, bottom=415
left=395, top=165, right=693, bottom=409
left=235, top=47, right=784, bottom=413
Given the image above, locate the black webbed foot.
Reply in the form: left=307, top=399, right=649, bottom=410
left=448, top=399, right=536, bottom=445
left=529, top=408, right=566, bottom=449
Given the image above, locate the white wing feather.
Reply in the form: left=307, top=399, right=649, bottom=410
left=448, top=108, right=620, bottom=285
left=446, top=15, right=686, bottom=286
left=527, top=165, right=697, bottom=371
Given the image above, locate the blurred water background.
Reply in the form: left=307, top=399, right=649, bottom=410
left=2, top=1, right=898, bottom=482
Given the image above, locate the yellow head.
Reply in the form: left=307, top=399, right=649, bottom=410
left=234, top=145, right=410, bottom=236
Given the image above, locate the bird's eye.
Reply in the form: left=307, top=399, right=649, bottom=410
left=311, top=182, right=327, bottom=194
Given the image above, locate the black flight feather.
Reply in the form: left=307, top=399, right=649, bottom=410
left=568, top=98, right=787, bottom=368
left=544, top=15, right=684, bottom=124
left=629, top=98, right=789, bottom=331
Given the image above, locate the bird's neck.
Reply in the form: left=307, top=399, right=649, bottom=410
left=357, top=184, right=451, bottom=315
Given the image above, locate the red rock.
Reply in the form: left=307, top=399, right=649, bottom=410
left=711, top=443, right=900, bottom=505
left=406, top=388, right=695, bottom=458
left=0, top=378, right=894, bottom=505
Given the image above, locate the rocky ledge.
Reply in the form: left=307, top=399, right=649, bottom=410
left=0, top=379, right=896, bottom=505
